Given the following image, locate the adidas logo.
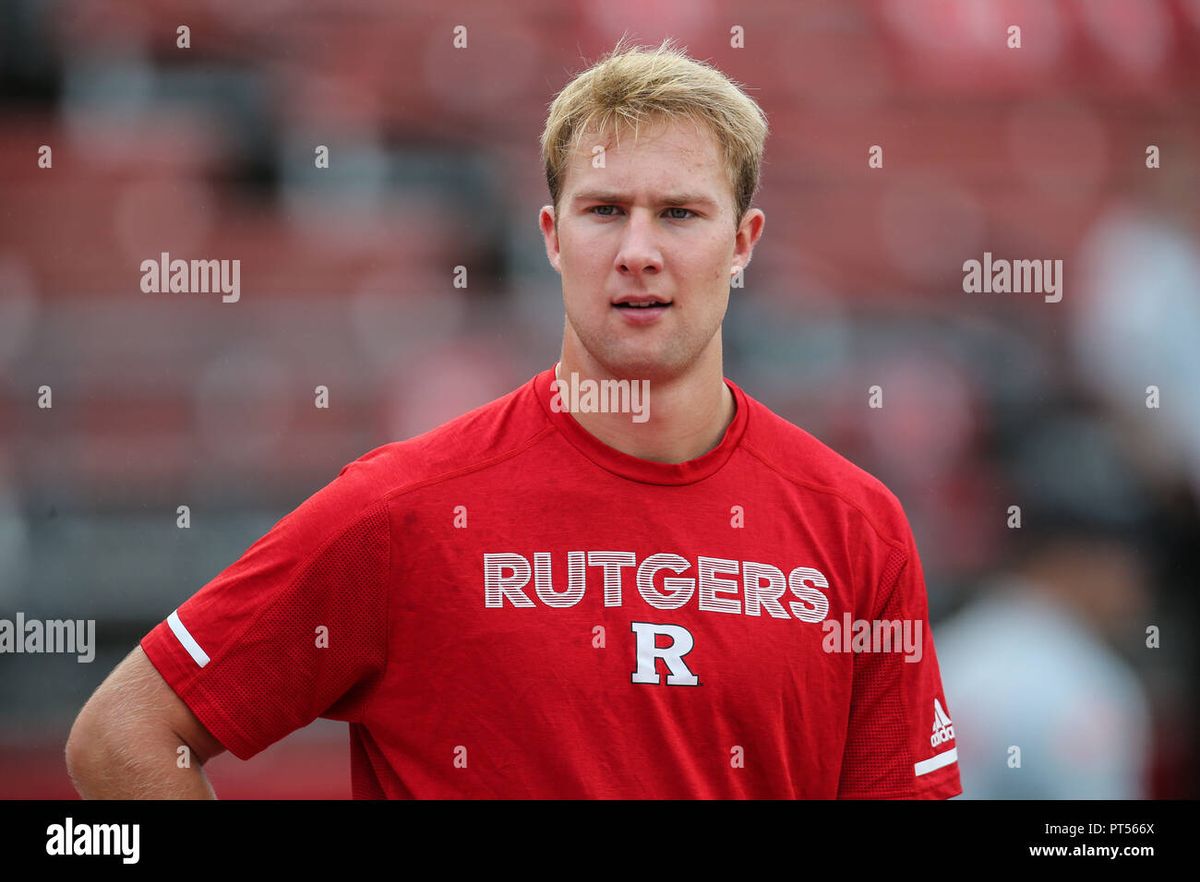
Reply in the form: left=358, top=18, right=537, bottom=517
left=930, top=698, right=955, bottom=748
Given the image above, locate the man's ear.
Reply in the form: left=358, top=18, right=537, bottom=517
left=732, top=208, right=765, bottom=277
left=539, top=205, right=561, bottom=274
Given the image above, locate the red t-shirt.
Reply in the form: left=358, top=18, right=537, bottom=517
left=140, top=364, right=962, bottom=799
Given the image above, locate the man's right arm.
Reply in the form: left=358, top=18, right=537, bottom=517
left=65, top=646, right=227, bottom=799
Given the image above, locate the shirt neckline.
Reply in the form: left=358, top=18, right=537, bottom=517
left=530, top=363, right=750, bottom=486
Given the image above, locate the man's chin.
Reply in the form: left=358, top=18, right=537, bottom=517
left=566, top=320, right=707, bottom=382
left=590, top=348, right=689, bottom=383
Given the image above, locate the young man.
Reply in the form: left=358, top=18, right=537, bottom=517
left=66, top=38, right=961, bottom=799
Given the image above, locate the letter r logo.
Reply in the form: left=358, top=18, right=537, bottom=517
left=631, top=622, right=699, bottom=686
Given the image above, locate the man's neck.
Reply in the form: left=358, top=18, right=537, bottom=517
left=555, top=349, right=735, bottom=464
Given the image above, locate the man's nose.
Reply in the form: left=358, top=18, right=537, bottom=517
left=615, top=209, right=664, bottom=277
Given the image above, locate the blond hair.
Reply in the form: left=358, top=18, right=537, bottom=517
left=540, top=36, right=769, bottom=227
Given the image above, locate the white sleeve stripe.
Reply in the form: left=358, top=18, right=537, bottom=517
left=915, top=747, right=957, bottom=777
left=167, top=610, right=211, bottom=668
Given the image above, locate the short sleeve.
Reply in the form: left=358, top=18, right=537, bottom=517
left=837, top=513, right=963, bottom=799
left=139, top=460, right=391, bottom=761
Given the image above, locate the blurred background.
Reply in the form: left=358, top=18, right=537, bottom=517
left=1, top=0, right=1197, bottom=799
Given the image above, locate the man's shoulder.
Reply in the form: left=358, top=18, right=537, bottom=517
left=739, top=388, right=911, bottom=546
left=333, top=375, right=552, bottom=501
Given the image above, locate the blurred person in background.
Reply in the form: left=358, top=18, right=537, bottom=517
left=936, top=411, right=1156, bottom=798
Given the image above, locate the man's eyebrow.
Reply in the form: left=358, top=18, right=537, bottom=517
left=570, top=190, right=718, bottom=208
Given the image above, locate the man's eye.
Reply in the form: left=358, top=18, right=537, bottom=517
left=588, top=206, right=696, bottom=219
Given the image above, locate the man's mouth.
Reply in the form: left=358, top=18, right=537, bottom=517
left=613, top=297, right=672, bottom=310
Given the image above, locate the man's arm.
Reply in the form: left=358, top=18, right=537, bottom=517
left=65, top=646, right=227, bottom=799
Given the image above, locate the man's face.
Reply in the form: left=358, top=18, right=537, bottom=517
left=540, top=116, right=764, bottom=381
